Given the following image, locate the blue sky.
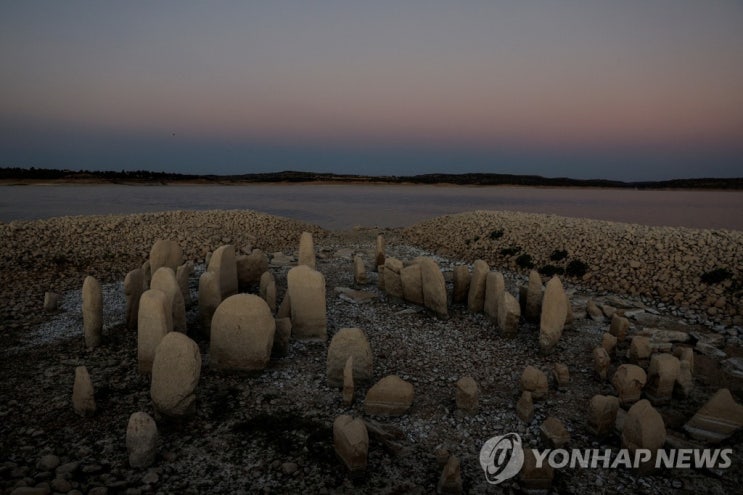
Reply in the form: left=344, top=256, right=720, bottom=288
left=1, top=1, right=742, bottom=180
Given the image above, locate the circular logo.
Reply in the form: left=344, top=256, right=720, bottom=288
left=479, top=433, right=525, bottom=484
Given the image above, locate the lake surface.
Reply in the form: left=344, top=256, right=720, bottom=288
left=1, top=184, right=742, bottom=231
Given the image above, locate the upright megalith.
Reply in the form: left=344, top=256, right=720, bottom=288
left=151, top=267, right=186, bottom=333
left=375, top=234, right=385, bottom=270
left=298, top=231, right=316, bottom=269
left=82, top=276, right=103, bottom=348
left=126, top=412, right=158, bottom=468
left=287, top=265, right=327, bottom=339
left=175, top=262, right=193, bottom=305
left=327, top=328, right=373, bottom=387
left=646, top=353, right=680, bottom=405
left=383, top=257, right=404, bottom=300
left=520, top=365, right=548, bottom=400
left=137, top=289, right=172, bottom=374
left=124, top=268, right=145, bottom=330
left=151, top=332, right=201, bottom=419
left=149, top=239, right=183, bottom=274
left=400, top=264, right=424, bottom=305
left=612, top=364, right=647, bottom=406
left=198, top=271, right=221, bottom=336
left=259, top=271, right=277, bottom=312
left=484, top=271, right=505, bottom=322
left=587, top=395, right=620, bottom=437
left=208, top=245, right=238, bottom=300
left=420, top=258, right=448, bottom=318
left=237, top=249, right=269, bottom=291
left=142, top=260, right=152, bottom=290
left=610, top=314, right=630, bottom=342
left=272, top=317, right=292, bottom=357
left=621, top=400, right=666, bottom=470
left=364, top=375, right=414, bottom=416
left=333, top=415, right=369, bottom=475
left=524, top=270, right=543, bottom=323
left=497, top=290, right=521, bottom=337
left=72, top=366, right=96, bottom=417
left=210, top=294, right=276, bottom=371
left=539, top=276, right=568, bottom=353
left=452, top=265, right=470, bottom=304
left=353, top=256, right=367, bottom=285
left=467, top=260, right=489, bottom=312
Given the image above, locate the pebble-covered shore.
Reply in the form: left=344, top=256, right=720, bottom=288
left=404, top=210, right=743, bottom=326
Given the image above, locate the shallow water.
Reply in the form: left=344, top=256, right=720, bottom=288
left=1, top=184, right=742, bottom=231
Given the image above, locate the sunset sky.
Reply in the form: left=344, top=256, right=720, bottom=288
left=1, top=1, right=742, bottom=180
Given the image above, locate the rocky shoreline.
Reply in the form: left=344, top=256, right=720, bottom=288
left=1, top=210, right=742, bottom=494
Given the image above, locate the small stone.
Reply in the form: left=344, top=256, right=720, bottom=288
left=353, top=256, right=367, bottom=285
left=601, top=333, right=618, bottom=355
left=552, top=363, right=570, bottom=390
left=540, top=416, right=570, bottom=448
left=516, top=391, right=534, bottom=423
left=43, top=292, right=60, bottom=312
left=282, top=462, right=299, bottom=475
left=455, top=376, right=479, bottom=415
left=333, top=415, right=368, bottom=476
left=629, top=336, right=651, bottom=364
left=587, top=395, right=620, bottom=437
left=610, top=314, right=630, bottom=341
left=126, top=412, right=158, bottom=468
left=587, top=299, right=605, bottom=322
left=72, top=366, right=96, bottom=417
left=364, top=375, right=414, bottom=416
left=520, top=448, right=554, bottom=493
left=82, top=276, right=102, bottom=349
left=37, top=455, right=60, bottom=471
left=141, top=471, right=159, bottom=484
left=437, top=455, right=462, bottom=495
left=538, top=276, right=567, bottom=353
left=593, top=347, right=611, bottom=381
left=520, top=365, right=548, bottom=400
left=342, top=356, right=354, bottom=406
left=298, top=231, right=316, bottom=269
left=612, top=364, right=647, bottom=406
left=50, top=478, right=72, bottom=492
left=375, top=234, right=385, bottom=269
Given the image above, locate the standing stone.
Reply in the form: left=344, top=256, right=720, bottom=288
left=208, top=245, right=238, bottom=300
left=467, top=260, right=489, bottom=312
left=149, top=240, right=183, bottom=274
left=259, top=271, right=277, bottom=312
left=586, top=299, right=605, bottom=322
left=437, top=455, right=463, bottom=495
left=483, top=271, right=505, bottom=322
left=151, top=267, right=186, bottom=333
left=72, top=366, right=96, bottom=417
left=125, top=268, right=145, bottom=330
left=612, top=364, right=647, bottom=405
left=342, top=356, right=354, bottom=406
left=516, top=391, right=534, bottom=423
left=540, top=417, right=570, bottom=448
left=364, top=375, right=414, bottom=416
left=420, top=258, right=448, bottom=318
left=297, top=231, right=316, bottom=269
left=675, top=361, right=693, bottom=398
left=497, top=291, right=521, bottom=337
left=400, top=264, right=424, bottom=305
left=684, top=388, right=743, bottom=443
left=524, top=270, right=543, bottom=322
left=333, top=415, right=369, bottom=475
left=82, top=276, right=103, bottom=349
left=272, top=317, right=292, bottom=357
left=520, top=448, right=554, bottom=493
left=629, top=336, right=651, bottom=364
left=383, top=258, right=404, bottom=300
left=43, top=291, right=60, bottom=312
left=593, top=347, right=611, bottom=381
left=287, top=265, right=327, bottom=339
left=237, top=249, right=269, bottom=290
left=674, top=346, right=694, bottom=374
left=198, top=271, right=221, bottom=336
left=610, top=314, right=629, bottom=341
left=622, top=399, right=666, bottom=470
left=151, top=332, right=201, bottom=418
left=587, top=394, right=620, bottom=437
left=137, top=289, right=172, bottom=374
left=142, top=260, right=152, bottom=290
left=126, top=412, right=158, bottom=468
left=452, top=266, right=470, bottom=304
left=327, top=328, right=373, bottom=387
left=277, top=291, right=291, bottom=319
left=601, top=333, right=618, bottom=355
left=211, top=294, right=276, bottom=371
left=455, top=376, right=479, bottom=415
left=646, top=353, right=681, bottom=405
left=375, top=234, right=385, bottom=270
left=539, top=276, right=567, bottom=353
left=552, top=363, right=570, bottom=390
left=175, top=262, right=193, bottom=305
left=353, top=256, right=367, bottom=285
left=520, top=365, right=548, bottom=400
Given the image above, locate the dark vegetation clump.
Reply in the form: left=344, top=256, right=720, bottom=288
left=565, top=259, right=588, bottom=278
left=701, top=268, right=733, bottom=285
left=550, top=249, right=568, bottom=261
left=500, top=246, right=521, bottom=256
left=516, top=253, right=534, bottom=269
left=539, top=264, right=565, bottom=277
left=489, top=229, right=504, bottom=240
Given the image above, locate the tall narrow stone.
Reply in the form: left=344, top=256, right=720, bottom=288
left=467, top=260, right=489, bottom=312
left=175, top=261, right=193, bottom=305
left=210, top=294, right=276, bottom=371
left=237, top=249, right=269, bottom=290
left=400, top=264, right=424, bottom=305
left=142, top=260, right=152, bottom=290
left=539, top=276, right=567, bottom=353
left=484, top=271, right=505, bottom=322
left=516, top=391, right=534, bottom=423
left=383, top=257, right=404, bottom=300
left=259, top=271, right=277, bottom=312
left=452, top=265, right=470, bottom=304
left=198, top=271, right=221, bottom=336
left=455, top=376, right=479, bottom=415
left=593, top=347, right=611, bottom=381
left=272, top=317, right=292, bottom=357
left=621, top=400, right=666, bottom=471
left=149, top=239, right=183, bottom=274
left=497, top=290, right=521, bottom=337
left=353, top=256, right=367, bottom=285
left=151, top=267, right=186, bottom=333
left=126, top=412, right=158, bottom=468
left=151, top=332, right=201, bottom=419
left=72, top=366, right=96, bottom=417
left=82, top=276, right=103, bottom=349
left=327, top=328, right=373, bottom=387
left=137, top=289, right=172, bottom=374
left=124, top=268, right=145, bottom=330
left=298, top=231, right=316, bottom=269
left=343, top=356, right=354, bottom=406
left=208, top=245, right=238, bottom=299
left=587, top=395, right=620, bottom=437
left=524, top=270, right=543, bottom=322
left=610, top=314, right=630, bottom=341
left=287, top=265, right=327, bottom=339
left=375, top=234, right=385, bottom=270
left=646, top=353, right=681, bottom=405
left=420, top=258, right=448, bottom=318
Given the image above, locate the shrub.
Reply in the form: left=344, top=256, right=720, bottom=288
left=565, top=259, right=588, bottom=278
left=550, top=249, right=568, bottom=261
left=500, top=246, right=521, bottom=256
left=539, top=264, right=565, bottom=277
left=516, top=253, right=534, bottom=269
left=701, top=268, right=733, bottom=285
left=489, top=229, right=504, bottom=240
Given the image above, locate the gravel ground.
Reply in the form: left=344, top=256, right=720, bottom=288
left=1, top=213, right=742, bottom=494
